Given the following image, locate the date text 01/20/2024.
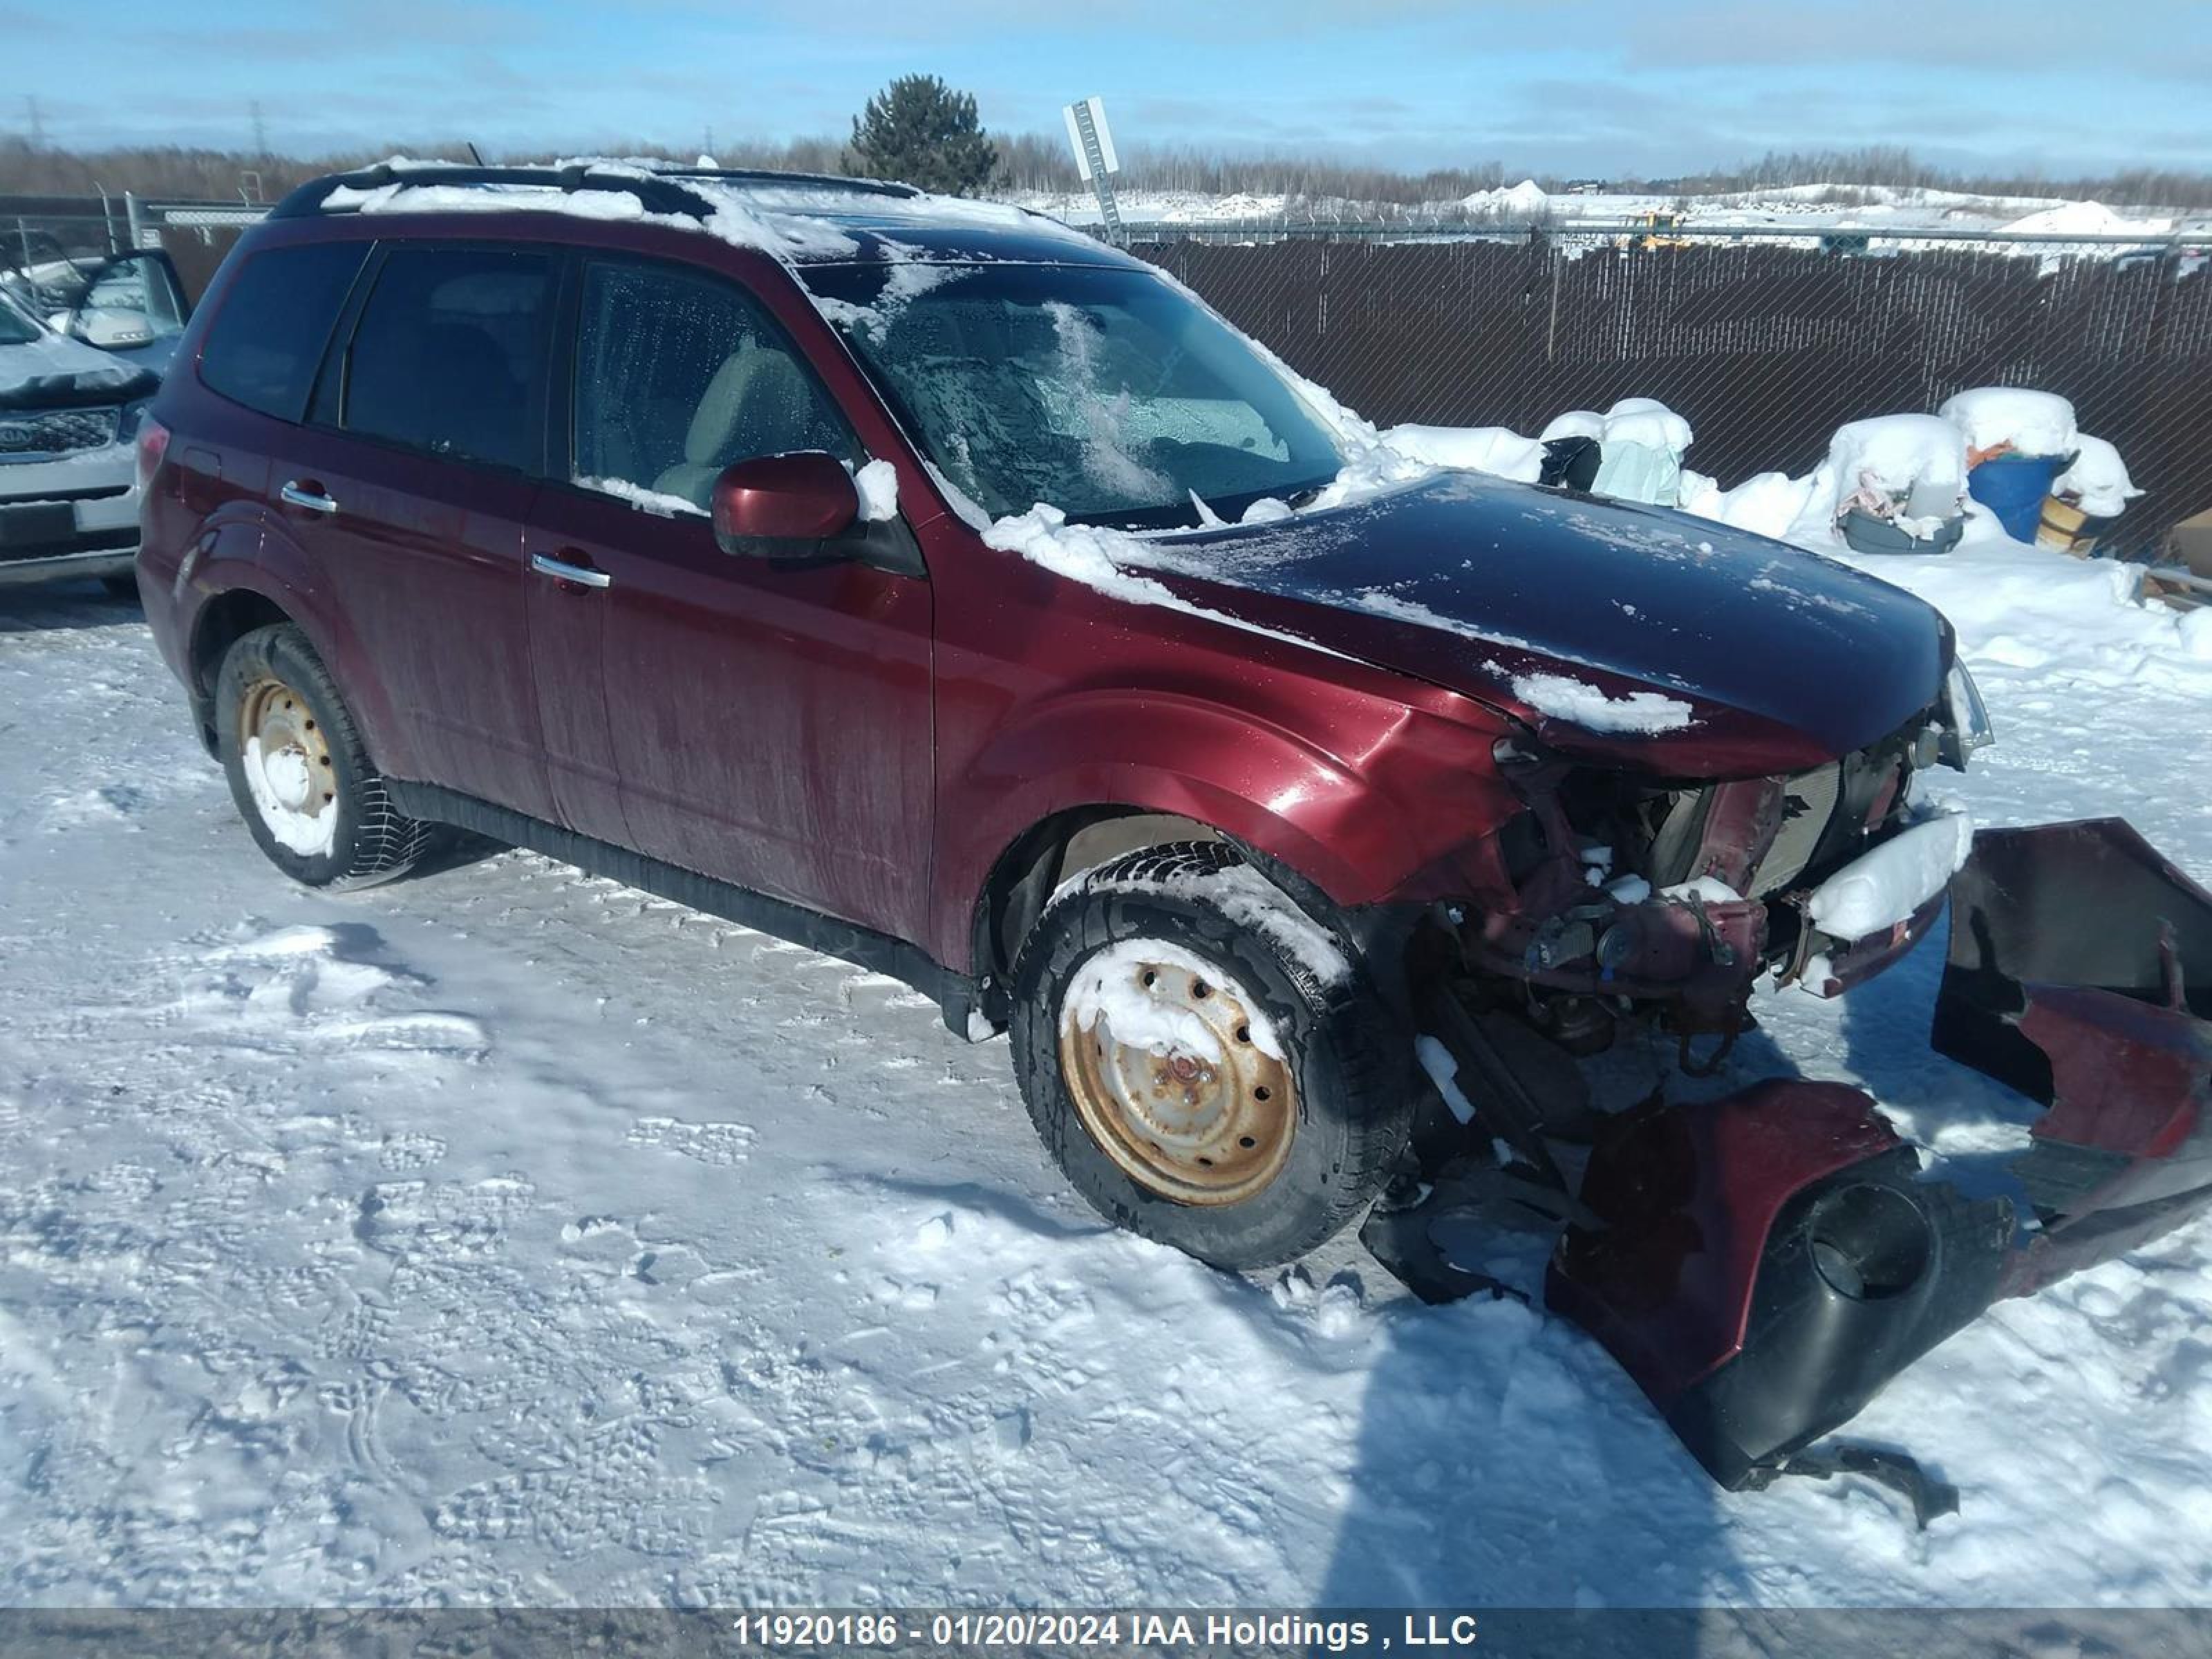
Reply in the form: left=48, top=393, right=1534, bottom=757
left=718, top=1613, right=1481, bottom=1650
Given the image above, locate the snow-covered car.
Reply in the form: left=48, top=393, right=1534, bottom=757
left=134, top=162, right=2212, bottom=1499
left=0, top=285, right=163, bottom=592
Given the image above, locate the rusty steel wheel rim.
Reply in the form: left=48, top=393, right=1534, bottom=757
left=1058, top=946, right=1297, bottom=1206
left=237, top=673, right=337, bottom=839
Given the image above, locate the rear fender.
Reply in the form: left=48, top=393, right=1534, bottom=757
left=186, top=527, right=413, bottom=778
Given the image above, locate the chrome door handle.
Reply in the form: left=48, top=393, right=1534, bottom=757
left=531, top=552, right=612, bottom=590
left=279, top=480, right=339, bottom=514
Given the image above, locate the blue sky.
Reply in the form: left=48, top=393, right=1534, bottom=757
left=8, top=0, right=2207, bottom=179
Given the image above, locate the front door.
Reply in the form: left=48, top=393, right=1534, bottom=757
left=525, top=255, right=935, bottom=941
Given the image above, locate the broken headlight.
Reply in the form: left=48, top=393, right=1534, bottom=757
left=1936, top=660, right=1995, bottom=771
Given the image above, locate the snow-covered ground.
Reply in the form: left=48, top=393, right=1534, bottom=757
left=3, top=523, right=2209, bottom=1606
left=1004, top=180, right=2197, bottom=258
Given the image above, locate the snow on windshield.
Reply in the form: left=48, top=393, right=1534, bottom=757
left=1043, top=300, right=1174, bottom=505
left=806, top=261, right=1347, bottom=527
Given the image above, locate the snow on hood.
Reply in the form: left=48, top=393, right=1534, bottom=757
left=0, top=326, right=147, bottom=402
left=986, top=469, right=1947, bottom=762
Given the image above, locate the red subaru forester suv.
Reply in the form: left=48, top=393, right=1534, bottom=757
left=137, top=161, right=1978, bottom=1280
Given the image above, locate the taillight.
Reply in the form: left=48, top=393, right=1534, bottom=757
left=135, top=415, right=171, bottom=496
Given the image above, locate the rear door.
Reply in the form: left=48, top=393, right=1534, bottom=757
left=290, top=241, right=560, bottom=819
left=525, top=254, right=935, bottom=941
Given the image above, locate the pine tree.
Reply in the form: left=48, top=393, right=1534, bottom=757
left=844, top=75, right=999, bottom=197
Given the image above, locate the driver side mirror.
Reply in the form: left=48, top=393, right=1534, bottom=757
left=711, top=451, right=859, bottom=556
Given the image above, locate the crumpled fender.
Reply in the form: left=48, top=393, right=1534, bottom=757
left=1545, top=1083, right=2012, bottom=1489
left=1548, top=818, right=2212, bottom=1491
left=1934, top=818, right=2212, bottom=1296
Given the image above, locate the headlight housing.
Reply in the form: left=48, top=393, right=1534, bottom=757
left=1937, top=659, right=1995, bottom=771
left=117, top=397, right=153, bottom=442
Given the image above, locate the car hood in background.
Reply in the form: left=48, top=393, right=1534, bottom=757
left=0, top=328, right=159, bottom=409
left=1143, top=471, right=1949, bottom=770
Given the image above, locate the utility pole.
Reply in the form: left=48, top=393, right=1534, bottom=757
left=24, top=94, right=44, bottom=147
left=250, top=100, right=268, bottom=156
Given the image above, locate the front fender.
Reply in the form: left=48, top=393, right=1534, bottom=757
left=932, top=684, right=1516, bottom=968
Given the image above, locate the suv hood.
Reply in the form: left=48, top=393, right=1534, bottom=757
left=0, top=328, right=153, bottom=409
left=1145, top=471, right=1948, bottom=771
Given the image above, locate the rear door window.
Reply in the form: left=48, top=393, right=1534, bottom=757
left=341, top=246, right=556, bottom=473
left=198, top=241, right=368, bottom=420
left=570, top=258, right=853, bottom=512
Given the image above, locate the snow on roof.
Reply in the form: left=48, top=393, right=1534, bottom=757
left=313, top=157, right=1100, bottom=267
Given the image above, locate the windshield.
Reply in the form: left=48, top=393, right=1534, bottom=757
left=0, top=292, right=43, bottom=346
left=805, top=261, right=1345, bottom=528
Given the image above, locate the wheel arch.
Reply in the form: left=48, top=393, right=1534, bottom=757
left=184, top=554, right=409, bottom=776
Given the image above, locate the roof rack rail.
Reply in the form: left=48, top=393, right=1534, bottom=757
left=268, top=162, right=924, bottom=222
left=650, top=166, right=922, bottom=200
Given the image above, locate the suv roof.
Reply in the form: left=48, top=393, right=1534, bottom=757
left=268, top=160, right=1133, bottom=270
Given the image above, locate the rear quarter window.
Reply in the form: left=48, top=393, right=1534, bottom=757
left=198, top=241, right=368, bottom=421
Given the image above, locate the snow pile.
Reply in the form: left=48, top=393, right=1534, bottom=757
left=1379, top=424, right=1545, bottom=482
left=2054, top=434, right=2144, bottom=517
left=1997, top=199, right=2175, bottom=238
left=1505, top=670, right=1695, bottom=733
left=1461, top=179, right=1550, bottom=219
left=1806, top=807, right=1974, bottom=939
left=1597, top=397, right=1694, bottom=456
left=1938, top=386, right=2079, bottom=459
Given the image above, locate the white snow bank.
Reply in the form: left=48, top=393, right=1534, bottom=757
left=1381, top=424, right=1545, bottom=482
left=1461, top=179, right=1549, bottom=218
left=1600, top=397, right=1694, bottom=456
left=1506, top=671, right=1695, bottom=733
left=1539, top=409, right=1606, bottom=444
left=1998, top=199, right=2175, bottom=238
left=1938, top=386, right=2079, bottom=459
left=1806, top=808, right=1974, bottom=939
left=2054, top=435, right=2143, bottom=517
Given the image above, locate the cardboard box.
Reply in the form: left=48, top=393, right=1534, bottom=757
left=2168, top=505, right=2212, bottom=581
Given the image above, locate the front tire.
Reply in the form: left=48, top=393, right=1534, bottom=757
left=215, top=623, right=442, bottom=888
left=1010, top=843, right=1412, bottom=1269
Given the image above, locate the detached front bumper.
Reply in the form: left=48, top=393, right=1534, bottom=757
left=1546, top=818, right=2212, bottom=1492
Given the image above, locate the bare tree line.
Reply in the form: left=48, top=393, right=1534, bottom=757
left=5, top=133, right=2207, bottom=212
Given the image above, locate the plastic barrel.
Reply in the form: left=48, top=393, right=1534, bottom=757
left=1967, top=453, right=2067, bottom=543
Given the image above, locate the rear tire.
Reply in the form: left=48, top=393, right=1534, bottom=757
left=215, top=623, right=442, bottom=888
left=1009, top=842, right=1412, bottom=1269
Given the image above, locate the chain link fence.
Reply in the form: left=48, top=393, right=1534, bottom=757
left=1135, top=234, right=2212, bottom=554
left=10, top=194, right=2208, bottom=552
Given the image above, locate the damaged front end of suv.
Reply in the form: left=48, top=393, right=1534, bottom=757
left=1367, top=641, right=2212, bottom=1511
